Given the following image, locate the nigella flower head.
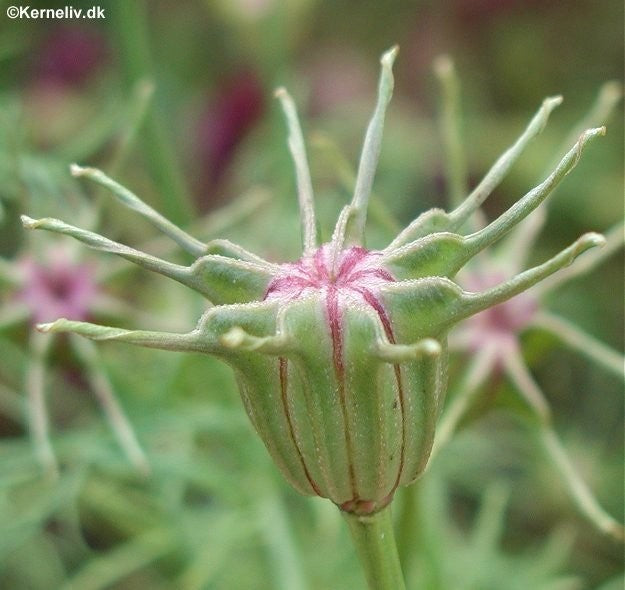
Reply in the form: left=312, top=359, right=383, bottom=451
left=22, top=47, right=607, bottom=515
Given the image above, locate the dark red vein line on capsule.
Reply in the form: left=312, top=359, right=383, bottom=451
left=326, top=285, right=358, bottom=500
left=279, top=357, right=322, bottom=496
left=354, top=286, right=406, bottom=495
left=337, top=246, right=367, bottom=276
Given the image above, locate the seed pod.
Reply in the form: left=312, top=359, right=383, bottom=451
left=224, top=243, right=445, bottom=514
left=25, top=47, right=605, bottom=515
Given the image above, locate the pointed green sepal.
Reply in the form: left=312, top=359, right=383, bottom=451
left=378, top=277, right=464, bottom=342
left=534, top=219, right=624, bottom=295
left=464, top=127, right=605, bottom=253
left=388, top=95, right=563, bottom=248
left=71, top=164, right=206, bottom=257
left=379, top=232, right=603, bottom=339
left=343, top=45, right=398, bottom=247
left=21, top=215, right=273, bottom=304
left=383, top=127, right=605, bottom=280
left=275, top=87, right=318, bottom=254
left=382, top=232, right=469, bottom=280
left=459, top=232, right=605, bottom=320
left=203, top=238, right=278, bottom=269
left=37, top=318, right=211, bottom=353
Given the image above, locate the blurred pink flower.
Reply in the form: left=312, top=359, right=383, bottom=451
left=34, top=26, right=109, bottom=88
left=17, top=247, right=99, bottom=324
left=459, top=270, right=538, bottom=359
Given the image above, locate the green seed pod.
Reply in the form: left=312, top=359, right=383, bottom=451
left=222, top=243, right=445, bottom=514
left=24, top=47, right=606, bottom=515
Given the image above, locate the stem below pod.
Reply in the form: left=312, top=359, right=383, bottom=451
left=342, top=504, right=406, bottom=590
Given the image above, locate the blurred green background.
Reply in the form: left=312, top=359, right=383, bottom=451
left=0, top=1, right=623, bottom=588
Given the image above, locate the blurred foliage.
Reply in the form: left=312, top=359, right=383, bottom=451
left=0, top=0, right=622, bottom=588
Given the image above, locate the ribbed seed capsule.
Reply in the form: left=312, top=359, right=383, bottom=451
left=25, top=47, right=606, bottom=515
left=251, top=244, right=443, bottom=513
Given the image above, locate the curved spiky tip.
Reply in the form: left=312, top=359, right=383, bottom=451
left=535, top=95, right=563, bottom=134
left=585, top=126, right=607, bottom=139
left=70, top=163, right=91, bottom=177
left=36, top=319, right=66, bottom=333
left=574, top=232, right=606, bottom=256
left=570, top=126, right=606, bottom=169
left=544, top=95, right=564, bottom=109
left=20, top=214, right=38, bottom=229
left=381, top=45, right=399, bottom=67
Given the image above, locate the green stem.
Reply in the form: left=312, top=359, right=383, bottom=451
left=342, top=505, right=406, bottom=590
left=395, top=486, right=418, bottom=572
